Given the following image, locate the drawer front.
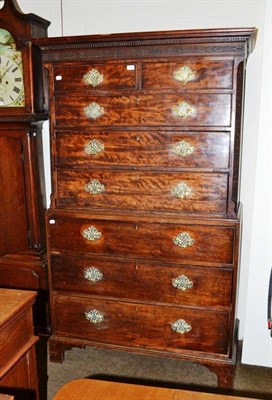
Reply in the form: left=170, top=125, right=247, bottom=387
left=0, top=307, right=33, bottom=368
left=142, top=60, right=233, bottom=90
left=52, top=60, right=233, bottom=92
left=56, top=131, right=230, bottom=169
left=56, top=170, right=228, bottom=215
left=48, top=218, right=235, bottom=265
left=54, top=93, right=231, bottom=127
left=53, top=294, right=230, bottom=355
left=51, top=254, right=233, bottom=309
left=53, top=63, right=137, bottom=91
left=0, top=265, right=46, bottom=290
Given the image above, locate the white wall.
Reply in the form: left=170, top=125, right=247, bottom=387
left=19, top=0, right=271, bottom=367
left=242, top=0, right=271, bottom=367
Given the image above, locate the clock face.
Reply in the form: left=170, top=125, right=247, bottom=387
left=0, top=55, right=24, bottom=107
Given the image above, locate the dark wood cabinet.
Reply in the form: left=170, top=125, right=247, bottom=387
left=0, top=0, right=50, bottom=334
left=36, top=28, right=256, bottom=388
left=0, top=289, right=39, bottom=399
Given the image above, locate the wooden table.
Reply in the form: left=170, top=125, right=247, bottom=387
left=53, top=379, right=258, bottom=400
left=0, top=289, right=39, bottom=399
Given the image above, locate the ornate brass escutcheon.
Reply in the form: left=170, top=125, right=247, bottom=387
left=84, top=139, right=104, bottom=156
left=172, top=140, right=194, bottom=157
left=173, top=232, right=194, bottom=248
left=171, top=182, right=192, bottom=199
left=84, top=267, right=104, bottom=283
left=172, top=275, right=193, bottom=291
left=83, top=68, right=104, bottom=87
left=172, top=101, right=194, bottom=118
left=85, top=179, right=105, bottom=195
left=84, top=102, right=104, bottom=120
left=171, top=319, right=192, bottom=334
left=81, top=226, right=102, bottom=241
left=85, top=309, right=104, bottom=324
left=173, top=65, right=195, bottom=85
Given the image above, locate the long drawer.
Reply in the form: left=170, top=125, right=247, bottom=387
left=48, top=217, right=235, bottom=265
left=52, top=293, right=230, bottom=355
left=56, top=130, right=230, bottom=169
left=53, top=59, right=233, bottom=92
left=51, top=254, right=233, bottom=310
left=56, top=170, right=228, bottom=214
left=54, top=93, right=232, bottom=127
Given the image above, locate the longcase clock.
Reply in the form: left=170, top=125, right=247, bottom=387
left=0, top=0, right=50, bottom=333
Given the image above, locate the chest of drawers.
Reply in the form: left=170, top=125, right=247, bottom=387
left=36, top=28, right=256, bottom=388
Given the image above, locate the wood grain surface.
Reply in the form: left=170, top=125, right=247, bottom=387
left=52, top=293, right=230, bottom=355
left=48, top=217, right=235, bottom=265
left=54, top=93, right=232, bottom=127
left=56, top=130, right=230, bottom=169
left=56, top=169, right=228, bottom=214
left=51, top=253, right=233, bottom=310
left=0, top=289, right=39, bottom=398
left=53, top=379, right=259, bottom=400
left=38, top=27, right=256, bottom=387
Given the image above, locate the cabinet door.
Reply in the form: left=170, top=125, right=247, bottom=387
left=0, top=135, right=29, bottom=255
left=0, top=348, right=39, bottom=400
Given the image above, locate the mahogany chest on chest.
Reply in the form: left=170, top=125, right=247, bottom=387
left=35, top=28, right=256, bottom=388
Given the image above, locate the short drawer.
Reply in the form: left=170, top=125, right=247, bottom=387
left=54, top=93, right=231, bottom=127
left=48, top=217, right=235, bottom=265
left=51, top=254, right=233, bottom=310
left=56, top=130, right=230, bottom=169
left=53, top=62, right=137, bottom=91
left=52, top=294, right=230, bottom=355
left=0, top=265, right=46, bottom=290
left=142, top=60, right=233, bottom=90
left=56, top=170, right=228, bottom=215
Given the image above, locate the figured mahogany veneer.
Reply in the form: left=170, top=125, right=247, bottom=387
left=35, top=27, right=256, bottom=388
left=53, top=59, right=233, bottom=92
left=56, top=170, right=228, bottom=214
left=56, top=130, right=230, bottom=169
left=54, top=93, right=232, bottom=127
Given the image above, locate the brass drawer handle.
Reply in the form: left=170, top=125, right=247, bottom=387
left=83, top=68, right=104, bottom=87
left=172, top=101, right=194, bottom=118
left=172, top=140, right=194, bottom=157
left=84, top=267, right=104, bottom=283
left=173, top=232, right=194, bottom=248
left=85, top=139, right=104, bottom=155
left=171, top=182, right=192, bottom=199
left=84, top=102, right=104, bottom=119
left=85, top=179, right=105, bottom=195
left=81, top=226, right=102, bottom=241
left=173, top=65, right=195, bottom=85
left=85, top=309, right=104, bottom=324
left=171, top=319, right=192, bottom=334
left=172, top=275, right=193, bottom=291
